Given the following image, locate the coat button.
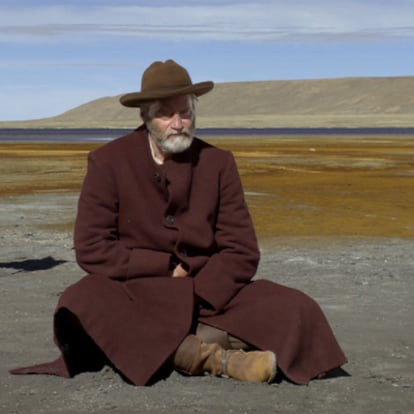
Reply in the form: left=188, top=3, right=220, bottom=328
left=179, top=248, right=188, bottom=257
left=154, top=172, right=161, bottom=183
left=166, top=215, right=175, bottom=225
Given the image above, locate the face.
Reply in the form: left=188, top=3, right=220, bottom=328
left=146, top=95, right=195, bottom=157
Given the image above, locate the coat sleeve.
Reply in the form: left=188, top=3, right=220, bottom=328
left=74, top=151, right=172, bottom=279
left=193, top=151, right=260, bottom=314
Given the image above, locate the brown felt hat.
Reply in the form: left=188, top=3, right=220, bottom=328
left=120, top=59, right=214, bottom=107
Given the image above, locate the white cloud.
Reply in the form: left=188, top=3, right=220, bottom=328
left=1, top=1, right=414, bottom=43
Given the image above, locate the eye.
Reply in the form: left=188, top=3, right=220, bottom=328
left=155, top=108, right=192, bottom=120
left=155, top=109, right=173, bottom=119
left=179, top=109, right=192, bottom=119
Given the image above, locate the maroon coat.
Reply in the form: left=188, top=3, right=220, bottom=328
left=11, top=126, right=346, bottom=385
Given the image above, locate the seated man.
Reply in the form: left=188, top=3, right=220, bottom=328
left=12, top=59, right=346, bottom=385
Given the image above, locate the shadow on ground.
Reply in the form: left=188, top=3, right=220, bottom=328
left=0, top=256, right=67, bottom=273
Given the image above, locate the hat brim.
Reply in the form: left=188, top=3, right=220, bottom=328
left=120, top=81, right=214, bottom=107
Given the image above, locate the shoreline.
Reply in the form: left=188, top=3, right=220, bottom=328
left=1, top=126, right=414, bottom=144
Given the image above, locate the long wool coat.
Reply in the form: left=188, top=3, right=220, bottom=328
left=12, top=126, right=346, bottom=385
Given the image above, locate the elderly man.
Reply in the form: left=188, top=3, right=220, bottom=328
left=12, top=60, right=346, bottom=385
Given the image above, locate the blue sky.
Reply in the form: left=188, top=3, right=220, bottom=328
left=1, top=0, right=414, bottom=121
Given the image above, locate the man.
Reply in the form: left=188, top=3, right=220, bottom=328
left=12, top=59, right=346, bottom=385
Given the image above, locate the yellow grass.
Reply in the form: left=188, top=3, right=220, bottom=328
left=1, top=136, right=414, bottom=239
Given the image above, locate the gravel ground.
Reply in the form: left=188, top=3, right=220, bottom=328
left=1, top=193, right=413, bottom=414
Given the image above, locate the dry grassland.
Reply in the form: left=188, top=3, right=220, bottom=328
left=1, top=136, right=413, bottom=239
left=0, top=143, right=92, bottom=195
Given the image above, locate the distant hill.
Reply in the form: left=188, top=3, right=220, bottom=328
left=2, top=76, right=414, bottom=128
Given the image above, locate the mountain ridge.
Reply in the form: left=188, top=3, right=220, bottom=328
left=2, top=76, right=414, bottom=128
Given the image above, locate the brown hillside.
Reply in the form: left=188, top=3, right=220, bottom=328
left=1, top=76, right=414, bottom=128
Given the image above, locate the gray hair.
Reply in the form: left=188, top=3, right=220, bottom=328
left=140, top=94, right=197, bottom=123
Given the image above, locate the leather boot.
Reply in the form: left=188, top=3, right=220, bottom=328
left=173, top=335, right=277, bottom=383
left=223, top=349, right=277, bottom=383
left=173, top=334, right=223, bottom=376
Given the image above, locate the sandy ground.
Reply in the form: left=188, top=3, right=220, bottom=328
left=1, top=192, right=413, bottom=414
left=1, top=136, right=414, bottom=413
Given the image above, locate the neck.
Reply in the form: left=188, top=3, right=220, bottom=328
left=148, top=134, right=167, bottom=164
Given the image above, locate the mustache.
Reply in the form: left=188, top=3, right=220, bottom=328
left=167, top=130, right=192, bottom=139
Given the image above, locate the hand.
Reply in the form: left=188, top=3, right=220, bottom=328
left=172, top=263, right=189, bottom=278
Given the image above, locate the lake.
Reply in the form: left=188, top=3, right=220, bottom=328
left=1, top=127, right=414, bottom=143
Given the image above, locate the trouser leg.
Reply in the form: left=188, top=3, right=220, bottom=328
left=195, top=322, right=252, bottom=351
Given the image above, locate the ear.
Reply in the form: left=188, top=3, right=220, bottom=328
left=140, top=108, right=148, bottom=122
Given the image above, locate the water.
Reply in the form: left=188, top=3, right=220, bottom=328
left=0, top=128, right=128, bottom=143
left=1, top=127, right=414, bottom=143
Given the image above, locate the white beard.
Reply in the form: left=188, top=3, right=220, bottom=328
left=147, top=118, right=195, bottom=156
left=156, top=133, right=193, bottom=154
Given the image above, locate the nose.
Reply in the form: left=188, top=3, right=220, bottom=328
left=170, top=113, right=184, bottom=129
